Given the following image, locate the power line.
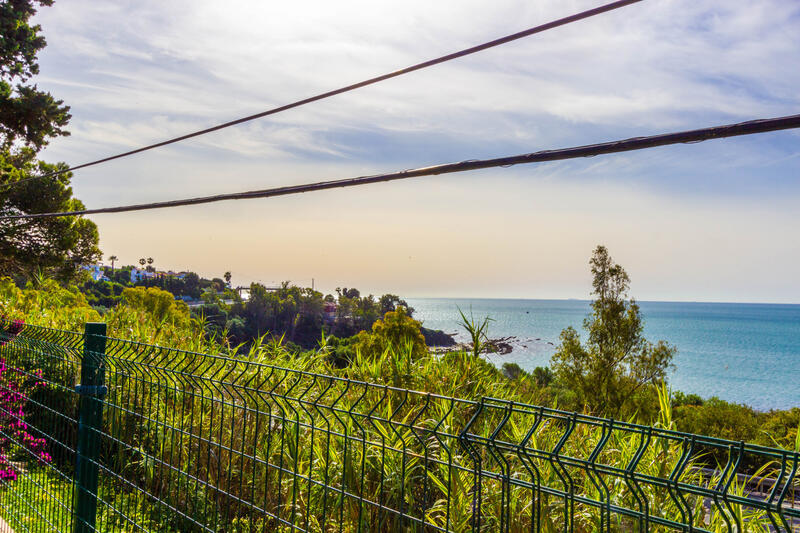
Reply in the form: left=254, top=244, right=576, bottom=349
left=3, top=0, right=642, bottom=189
left=5, top=113, right=798, bottom=220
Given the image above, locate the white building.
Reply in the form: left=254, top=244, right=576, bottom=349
left=130, top=268, right=187, bottom=283
left=81, top=264, right=110, bottom=282
left=130, top=267, right=157, bottom=283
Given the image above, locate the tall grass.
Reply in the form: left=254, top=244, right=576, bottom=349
left=1, top=281, right=797, bottom=531
left=2, top=331, right=785, bottom=532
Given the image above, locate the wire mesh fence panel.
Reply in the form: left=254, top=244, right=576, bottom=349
left=0, top=322, right=798, bottom=532
left=0, top=324, right=83, bottom=532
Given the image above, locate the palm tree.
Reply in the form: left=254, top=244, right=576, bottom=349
left=224, top=271, right=232, bottom=287
left=108, top=255, right=118, bottom=272
left=138, top=258, right=146, bottom=267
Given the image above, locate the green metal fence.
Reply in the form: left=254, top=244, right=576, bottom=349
left=0, top=321, right=797, bottom=532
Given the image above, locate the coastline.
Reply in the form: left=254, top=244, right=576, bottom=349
left=410, top=297, right=800, bottom=411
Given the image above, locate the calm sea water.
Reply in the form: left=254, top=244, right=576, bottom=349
left=407, top=298, right=800, bottom=411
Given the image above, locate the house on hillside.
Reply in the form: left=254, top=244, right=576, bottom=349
left=130, top=267, right=157, bottom=283
left=131, top=268, right=189, bottom=283
left=82, top=264, right=110, bottom=282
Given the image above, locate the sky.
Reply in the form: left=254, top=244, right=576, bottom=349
left=29, top=0, right=800, bottom=303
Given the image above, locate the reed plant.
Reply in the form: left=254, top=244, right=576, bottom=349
left=1, top=280, right=797, bottom=532
left=71, top=338, right=793, bottom=531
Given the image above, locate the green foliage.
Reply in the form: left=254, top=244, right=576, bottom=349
left=0, top=278, right=796, bottom=532
left=0, top=1, right=51, bottom=79
left=551, top=245, right=676, bottom=418
left=760, top=408, right=800, bottom=451
left=318, top=333, right=357, bottom=368
left=105, top=265, right=133, bottom=285
left=331, top=286, right=378, bottom=337
left=672, top=390, right=704, bottom=407
left=181, top=271, right=200, bottom=298
left=378, top=293, right=414, bottom=316
left=674, top=396, right=760, bottom=442
left=0, top=153, right=101, bottom=283
left=0, top=0, right=70, bottom=152
left=674, top=395, right=800, bottom=451
left=224, top=315, right=246, bottom=342
left=74, top=274, right=446, bottom=354
left=457, top=306, right=492, bottom=358
left=118, top=286, right=189, bottom=324
left=223, top=282, right=434, bottom=350
left=501, top=362, right=524, bottom=380
left=532, top=365, right=554, bottom=387
left=191, top=302, right=228, bottom=340
left=353, top=306, right=427, bottom=361
left=200, top=286, right=221, bottom=304
left=81, top=278, right=127, bottom=308
left=0, top=280, right=205, bottom=350
left=0, top=1, right=99, bottom=284
left=0, top=276, right=99, bottom=330
left=230, top=282, right=325, bottom=348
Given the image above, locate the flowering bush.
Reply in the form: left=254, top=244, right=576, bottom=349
left=0, top=318, right=51, bottom=481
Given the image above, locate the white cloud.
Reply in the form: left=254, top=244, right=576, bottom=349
left=35, top=0, right=800, bottom=152
left=23, top=0, right=800, bottom=301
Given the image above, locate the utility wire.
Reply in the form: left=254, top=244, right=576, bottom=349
left=3, top=0, right=642, bottom=189
left=5, top=114, right=798, bottom=220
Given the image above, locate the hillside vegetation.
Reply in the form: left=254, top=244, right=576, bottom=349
left=1, top=276, right=799, bottom=531
left=1, top=276, right=797, bottom=451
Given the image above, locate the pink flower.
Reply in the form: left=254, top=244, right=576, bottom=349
left=0, top=326, right=52, bottom=485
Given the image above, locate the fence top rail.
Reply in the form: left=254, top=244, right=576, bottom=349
left=3, top=322, right=799, bottom=463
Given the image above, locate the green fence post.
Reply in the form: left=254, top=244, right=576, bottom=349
left=73, top=322, right=107, bottom=533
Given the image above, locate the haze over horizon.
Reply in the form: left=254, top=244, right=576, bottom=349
left=30, top=0, right=800, bottom=304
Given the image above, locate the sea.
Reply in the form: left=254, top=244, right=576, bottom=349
left=406, top=298, right=800, bottom=412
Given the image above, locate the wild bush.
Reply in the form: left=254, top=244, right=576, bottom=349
left=0, top=318, right=51, bottom=481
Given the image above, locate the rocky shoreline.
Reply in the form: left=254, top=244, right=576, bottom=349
left=428, top=334, right=556, bottom=356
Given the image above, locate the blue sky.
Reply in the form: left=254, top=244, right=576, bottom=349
left=30, top=0, right=800, bottom=302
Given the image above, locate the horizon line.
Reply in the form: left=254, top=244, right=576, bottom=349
left=403, top=296, right=800, bottom=306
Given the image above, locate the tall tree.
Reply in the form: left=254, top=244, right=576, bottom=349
left=108, top=255, right=118, bottom=271
left=0, top=0, right=100, bottom=282
left=379, top=294, right=414, bottom=316
left=0, top=0, right=70, bottom=151
left=550, top=246, right=676, bottom=418
left=0, top=155, right=100, bottom=281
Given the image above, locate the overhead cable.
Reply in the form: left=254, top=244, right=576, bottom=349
left=4, top=0, right=642, bottom=189
left=5, top=113, right=798, bottom=220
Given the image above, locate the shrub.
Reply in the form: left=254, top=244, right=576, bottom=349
left=0, top=320, right=51, bottom=481
left=0, top=277, right=100, bottom=331
left=531, top=366, right=554, bottom=387
left=502, top=362, right=525, bottom=380
left=352, top=306, right=427, bottom=361
left=674, top=397, right=761, bottom=442
left=672, top=390, right=704, bottom=407
left=118, top=286, right=189, bottom=324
